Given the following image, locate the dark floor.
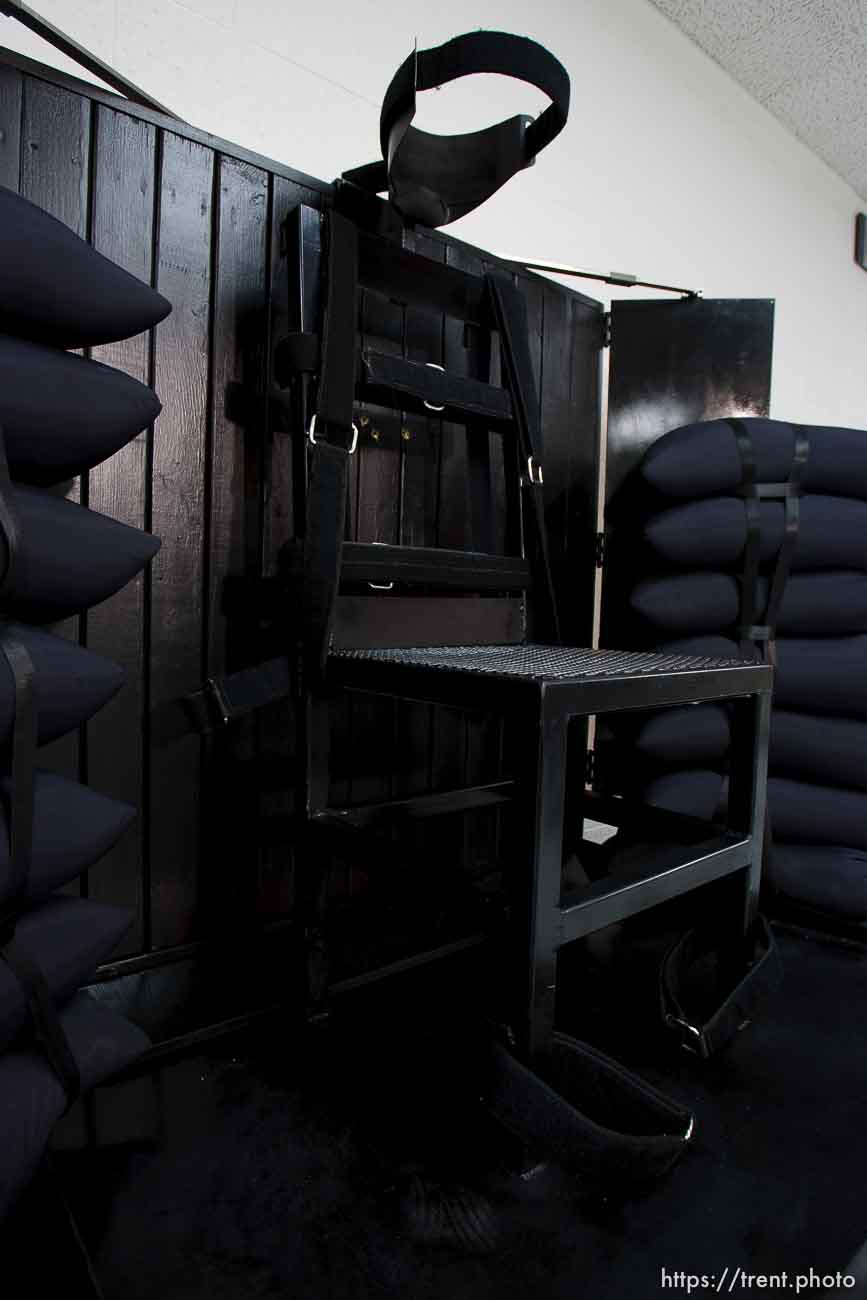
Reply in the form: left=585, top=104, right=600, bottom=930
left=41, top=926, right=867, bottom=1298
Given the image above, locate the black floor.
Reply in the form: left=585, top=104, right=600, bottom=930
left=42, top=927, right=867, bottom=1298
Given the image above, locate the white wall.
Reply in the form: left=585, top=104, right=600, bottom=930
left=3, top=0, right=866, bottom=426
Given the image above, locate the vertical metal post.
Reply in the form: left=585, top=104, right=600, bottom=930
left=514, top=688, right=570, bottom=1062
left=727, top=687, right=773, bottom=937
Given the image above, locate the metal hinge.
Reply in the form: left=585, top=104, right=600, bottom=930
left=601, top=312, right=611, bottom=348
left=594, top=531, right=606, bottom=568
left=585, top=748, right=597, bottom=786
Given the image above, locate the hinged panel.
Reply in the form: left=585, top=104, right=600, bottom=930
left=601, top=296, right=774, bottom=644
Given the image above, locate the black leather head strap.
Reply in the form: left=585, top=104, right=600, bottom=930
left=342, top=31, right=570, bottom=228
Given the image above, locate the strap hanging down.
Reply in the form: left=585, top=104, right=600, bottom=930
left=303, top=210, right=360, bottom=678
left=486, top=272, right=561, bottom=642
left=342, top=30, right=570, bottom=228
left=728, top=419, right=809, bottom=666
left=660, top=915, right=781, bottom=1059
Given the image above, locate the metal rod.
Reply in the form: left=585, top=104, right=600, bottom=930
left=0, top=0, right=181, bottom=117
left=501, top=255, right=701, bottom=299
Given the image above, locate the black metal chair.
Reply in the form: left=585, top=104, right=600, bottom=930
left=274, top=193, right=773, bottom=1061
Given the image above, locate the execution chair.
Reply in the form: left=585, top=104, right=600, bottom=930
left=267, top=193, right=774, bottom=1061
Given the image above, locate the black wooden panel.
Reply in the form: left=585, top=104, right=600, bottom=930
left=18, top=76, right=91, bottom=793
left=257, top=176, right=321, bottom=918
left=200, top=154, right=270, bottom=932
left=606, top=298, right=775, bottom=503
left=148, top=131, right=214, bottom=949
left=602, top=297, right=774, bottom=648
left=540, top=285, right=602, bottom=647
left=0, top=64, right=21, bottom=188
left=85, top=105, right=157, bottom=950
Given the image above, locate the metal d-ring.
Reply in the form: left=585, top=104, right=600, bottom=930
left=423, top=362, right=445, bottom=412
left=307, top=413, right=359, bottom=454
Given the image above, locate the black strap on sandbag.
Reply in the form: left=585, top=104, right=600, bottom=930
left=342, top=30, right=570, bottom=228
left=486, top=272, right=561, bottom=642
left=729, top=419, right=809, bottom=666
left=0, top=429, right=80, bottom=1103
left=660, top=914, right=781, bottom=1059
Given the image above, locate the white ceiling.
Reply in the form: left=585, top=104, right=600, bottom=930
left=648, top=0, right=867, bottom=201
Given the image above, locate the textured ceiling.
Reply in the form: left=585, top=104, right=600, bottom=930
left=649, top=0, right=867, bottom=200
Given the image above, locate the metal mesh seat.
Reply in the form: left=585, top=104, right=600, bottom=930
left=331, top=643, right=750, bottom=682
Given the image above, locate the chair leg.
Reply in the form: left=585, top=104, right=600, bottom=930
left=512, top=695, right=571, bottom=1063
left=727, top=687, right=773, bottom=941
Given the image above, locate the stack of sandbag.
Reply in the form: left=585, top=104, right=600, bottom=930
left=0, top=186, right=170, bottom=1220
left=603, top=417, right=867, bottom=926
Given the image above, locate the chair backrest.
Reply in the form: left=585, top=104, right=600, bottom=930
left=275, top=192, right=560, bottom=667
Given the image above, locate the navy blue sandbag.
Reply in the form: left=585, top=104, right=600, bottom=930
left=770, top=711, right=867, bottom=791
left=658, top=634, right=867, bottom=720
left=641, top=418, right=867, bottom=501
left=0, top=992, right=150, bottom=1222
left=0, top=623, right=123, bottom=749
left=0, top=897, right=130, bottom=1055
left=607, top=705, right=867, bottom=791
left=0, top=186, right=171, bottom=348
left=644, top=495, right=867, bottom=571
left=770, top=843, right=867, bottom=920
left=0, top=486, right=160, bottom=623
left=631, top=570, right=867, bottom=637
left=0, top=335, right=161, bottom=486
left=0, top=772, right=135, bottom=908
left=601, top=704, right=730, bottom=765
left=643, top=769, right=867, bottom=853
left=643, top=768, right=725, bottom=822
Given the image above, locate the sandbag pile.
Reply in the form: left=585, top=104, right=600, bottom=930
left=603, top=416, right=867, bottom=925
left=0, top=186, right=169, bottom=1220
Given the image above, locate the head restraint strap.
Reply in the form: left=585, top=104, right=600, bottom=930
left=343, top=30, right=569, bottom=227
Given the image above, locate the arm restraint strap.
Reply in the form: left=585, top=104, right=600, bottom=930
left=486, top=272, right=561, bottom=642
left=0, top=432, right=80, bottom=1102
left=660, top=915, right=781, bottom=1059
left=728, top=418, right=809, bottom=667
left=168, top=210, right=359, bottom=730
left=303, top=209, right=359, bottom=679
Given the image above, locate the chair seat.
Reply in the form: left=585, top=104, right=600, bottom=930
left=332, top=642, right=751, bottom=680
left=328, top=642, right=771, bottom=712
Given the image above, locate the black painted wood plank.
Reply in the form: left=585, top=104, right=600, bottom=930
left=200, top=154, right=270, bottom=932
left=19, top=77, right=91, bottom=797
left=85, top=105, right=157, bottom=951
left=0, top=47, right=331, bottom=198
left=345, top=278, right=402, bottom=828
left=148, top=130, right=214, bottom=949
left=0, top=64, right=21, bottom=188
left=563, top=296, right=603, bottom=647
left=258, top=174, right=299, bottom=918
left=379, top=234, right=442, bottom=835
left=401, top=232, right=443, bottom=551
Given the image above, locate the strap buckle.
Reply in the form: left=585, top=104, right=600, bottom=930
left=526, top=455, right=544, bottom=486
left=308, top=413, right=359, bottom=454
left=202, top=676, right=233, bottom=728
left=665, top=1014, right=708, bottom=1059
left=423, top=362, right=445, bottom=412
